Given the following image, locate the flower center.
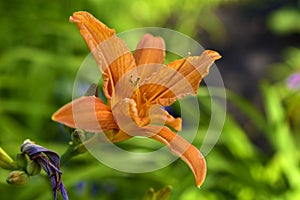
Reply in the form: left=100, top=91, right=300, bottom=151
left=130, top=75, right=150, bottom=121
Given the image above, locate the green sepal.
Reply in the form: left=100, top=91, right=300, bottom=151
left=26, top=160, right=41, bottom=176
left=15, top=153, right=27, bottom=170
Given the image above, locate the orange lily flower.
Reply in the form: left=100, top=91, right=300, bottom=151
left=52, top=11, right=221, bottom=188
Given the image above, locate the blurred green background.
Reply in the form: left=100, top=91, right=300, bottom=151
left=0, top=0, right=300, bottom=199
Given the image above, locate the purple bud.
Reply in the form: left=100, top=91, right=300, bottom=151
left=21, top=139, right=69, bottom=200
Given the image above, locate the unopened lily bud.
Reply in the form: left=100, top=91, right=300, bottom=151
left=6, top=170, right=29, bottom=185
left=0, top=148, right=15, bottom=170
left=16, top=153, right=27, bottom=170
left=71, top=129, right=85, bottom=144
left=26, top=161, right=41, bottom=176
left=143, top=188, right=155, bottom=200
left=143, top=186, right=172, bottom=200
left=155, top=186, right=172, bottom=200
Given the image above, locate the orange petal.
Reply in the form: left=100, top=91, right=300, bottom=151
left=148, top=107, right=182, bottom=131
left=52, top=96, right=118, bottom=133
left=111, top=98, right=144, bottom=132
left=168, top=50, right=221, bottom=93
left=70, top=11, right=136, bottom=99
left=139, top=50, right=221, bottom=106
left=164, top=110, right=182, bottom=131
left=109, top=130, right=132, bottom=143
left=111, top=99, right=205, bottom=186
left=149, top=126, right=206, bottom=188
left=134, top=34, right=165, bottom=66
left=133, top=34, right=166, bottom=95
left=151, top=126, right=206, bottom=188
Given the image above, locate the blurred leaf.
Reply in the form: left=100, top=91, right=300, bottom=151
left=226, top=89, right=268, bottom=134
left=268, top=6, right=300, bottom=35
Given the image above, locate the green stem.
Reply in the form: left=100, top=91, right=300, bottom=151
left=60, top=133, right=100, bottom=166
left=60, top=145, right=77, bottom=166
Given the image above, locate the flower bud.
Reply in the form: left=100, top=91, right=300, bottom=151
left=155, top=186, right=172, bottom=200
left=16, top=153, right=27, bottom=170
left=71, top=129, right=85, bottom=144
left=26, top=161, right=41, bottom=176
left=6, top=170, right=29, bottom=185
left=0, top=147, right=15, bottom=170
left=143, top=186, right=172, bottom=200
left=143, top=188, right=155, bottom=200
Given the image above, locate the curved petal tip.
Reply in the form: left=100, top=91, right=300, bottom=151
left=204, top=50, right=222, bottom=60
